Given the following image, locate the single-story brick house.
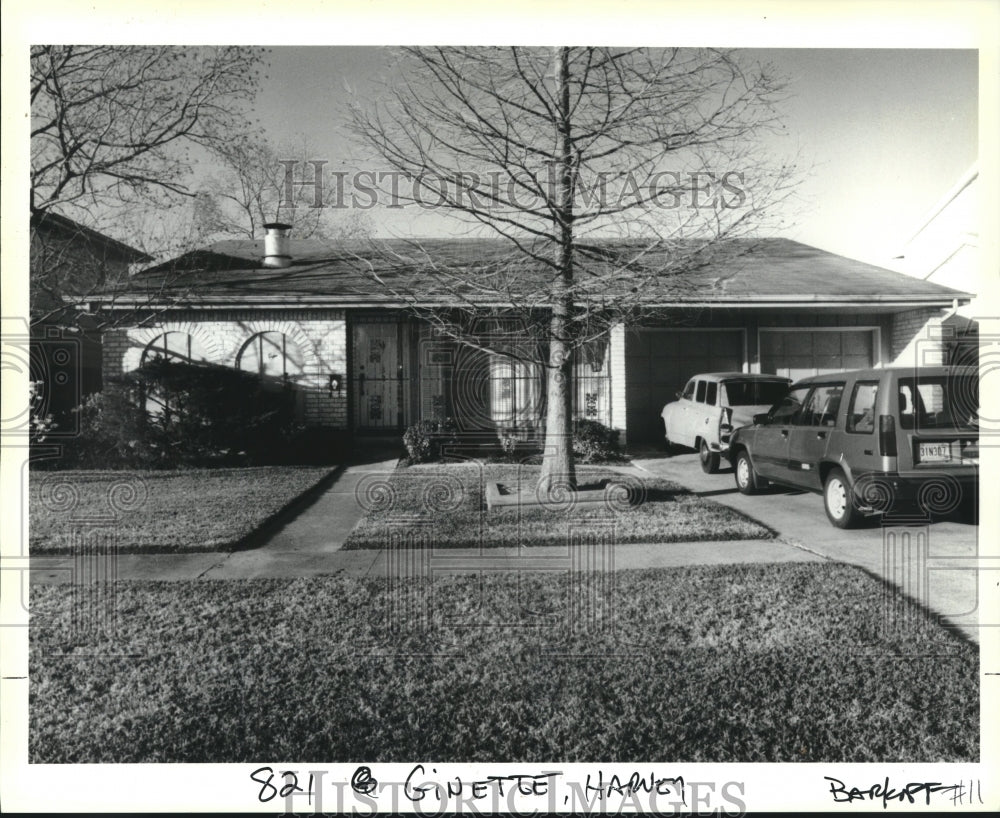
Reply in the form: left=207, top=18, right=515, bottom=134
left=91, top=228, right=973, bottom=448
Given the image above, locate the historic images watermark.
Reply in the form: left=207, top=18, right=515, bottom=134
left=352, top=462, right=623, bottom=659
left=278, top=162, right=749, bottom=212
left=1, top=318, right=82, bottom=443
left=348, top=318, right=633, bottom=657
left=2, top=317, right=151, bottom=640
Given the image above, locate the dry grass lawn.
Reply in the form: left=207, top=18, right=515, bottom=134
left=29, top=467, right=336, bottom=554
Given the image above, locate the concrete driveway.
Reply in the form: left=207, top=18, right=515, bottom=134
left=631, top=448, right=984, bottom=643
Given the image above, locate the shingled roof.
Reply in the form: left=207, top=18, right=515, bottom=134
left=91, top=237, right=972, bottom=309
left=31, top=211, right=154, bottom=264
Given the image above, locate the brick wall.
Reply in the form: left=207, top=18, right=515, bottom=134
left=101, top=306, right=951, bottom=438
left=102, top=309, right=349, bottom=428
left=890, top=307, right=949, bottom=367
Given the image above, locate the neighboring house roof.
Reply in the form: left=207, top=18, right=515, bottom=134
left=30, top=210, right=154, bottom=264
left=899, top=163, right=978, bottom=254
left=90, top=236, right=973, bottom=309
left=891, top=163, right=979, bottom=297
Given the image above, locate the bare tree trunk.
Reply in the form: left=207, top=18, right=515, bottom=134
left=538, top=46, right=577, bottom=495
left=539, top=307, right=576, bottom=493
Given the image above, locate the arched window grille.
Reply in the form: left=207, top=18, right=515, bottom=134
left=237, top=331, right=305, bottom=383
left=141, top=331, right=204, bottom=364
left=140, top=332, right=206, bottom=422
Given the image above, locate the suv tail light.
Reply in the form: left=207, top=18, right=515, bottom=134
left=878, top=414, right=897, bottom=457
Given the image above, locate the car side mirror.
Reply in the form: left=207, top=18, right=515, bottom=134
left=675, top=391, right=684, bottom=399
left=753, top=412, right=770, bottom=426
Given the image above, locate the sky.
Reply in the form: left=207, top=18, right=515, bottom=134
left=250, top=46, right=978, bottom=269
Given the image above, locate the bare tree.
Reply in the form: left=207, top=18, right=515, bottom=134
left=350, top=46, right=796, bottom=491
left=192, top=134, right=371, bottom=242
left=193, top=135, right=322, bottom=240
left=31, top=45, right=265, bottom=218
left=30, top=45, right=266, bottom=326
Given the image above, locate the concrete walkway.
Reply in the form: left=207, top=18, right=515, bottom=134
left=30, top=458, right=398, bottom=583
left=29, top=450, right=983, bottom=642
left=30, top=457, right=821, bottom=584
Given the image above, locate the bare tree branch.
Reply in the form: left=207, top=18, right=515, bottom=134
left=350, top=46, right=798, bottom=487
left=31, top=45, right=266, bottom=219
left=193, top=135, right=342, bottom=241
left=30, top=45, right=268, bottom=328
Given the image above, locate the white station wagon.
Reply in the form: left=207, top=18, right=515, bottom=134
left=660, top=372, right=791, bottom=473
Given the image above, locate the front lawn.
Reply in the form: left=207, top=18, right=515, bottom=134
left=29, top=467, right=337, bottom=554
left=30, top=563, right=977, bottom=762
left=343, top=463, right=772, bottom=549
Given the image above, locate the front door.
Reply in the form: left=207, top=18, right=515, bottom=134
left=352, top=319, right=410, bottom=431
left=785, top=382, right=844, bottom=490
left=752, top=384, right=811, bottom=481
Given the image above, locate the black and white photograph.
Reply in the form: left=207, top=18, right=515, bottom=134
left=2, top=0, right=998, bottom=813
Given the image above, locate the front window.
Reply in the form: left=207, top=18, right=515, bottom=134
left=898, top=375, right=979, bottom=430
left=140, top=332, right=206, bottom=422
left=796, top=383, right=844, bottom=427
left=769, top=385, right=811, bottom=424
left=682, top=380, right=695, bottom=401
left=722, top=379, right=789, bottom=406
left=141, top=331, right=204, bottom=365
left=490, top=355, right=540, bottom=431
left=237, top=331, right=304, bottom=384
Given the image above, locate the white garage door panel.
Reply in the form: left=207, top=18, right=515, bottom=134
left=760, top=330, right=874, bottom=381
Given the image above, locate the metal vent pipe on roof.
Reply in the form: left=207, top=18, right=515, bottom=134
left=262, top=223, right=293, bottom=268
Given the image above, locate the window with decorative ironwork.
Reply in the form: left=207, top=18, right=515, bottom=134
left=237, top=331, right=304, bottom=384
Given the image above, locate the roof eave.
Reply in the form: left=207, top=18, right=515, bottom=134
left=88, top=294, right=972, bottom=310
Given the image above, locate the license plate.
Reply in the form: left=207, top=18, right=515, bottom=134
left=918, top=440, right=979, bottom=464
left=919, top=442, right=953, bottom=462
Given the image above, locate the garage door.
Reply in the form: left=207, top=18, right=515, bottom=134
left=625, top=329, right=743, bottom=445
left=760, top=330, right=874, bottom=381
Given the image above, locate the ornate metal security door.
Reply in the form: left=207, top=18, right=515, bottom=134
left=352, top=319, right=410, bottom=431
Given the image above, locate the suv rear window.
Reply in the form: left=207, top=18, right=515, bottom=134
left=898, top=375, right=979, bottom=430
left=847, top=381, right=879, bottom=433
left=723, top=380, right=789, bottom=406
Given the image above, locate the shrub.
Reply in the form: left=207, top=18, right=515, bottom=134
left=29, top=381, right=56, bottom=443
left=499, top=429, right=518, bottom=458
left=70, top=380, right=167, bottom=468
left=485, top=427, right=543, bottom=463
left=62, top=358, right=303, bottom=468
left=402, top=417, right=457, bottom=464
left=573, top=419, right=622, bottom=463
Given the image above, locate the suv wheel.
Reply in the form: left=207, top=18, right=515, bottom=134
left=699, top=439, right=720, bottom=474
left=734, top=450, right=761, bottom=494
left=824, top=467, right=861, bottom=529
